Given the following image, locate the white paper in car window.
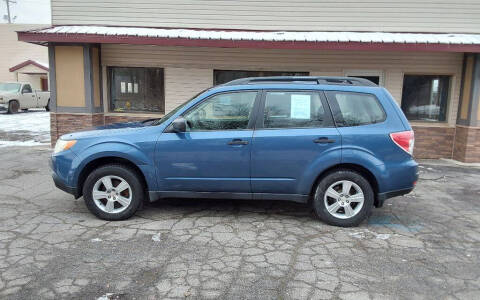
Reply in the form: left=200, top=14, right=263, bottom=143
left=290, top=94, right=311, bottom=119
left=120, top=82, right=126, bottom=93
left=127, top=83, right=133, bottom=93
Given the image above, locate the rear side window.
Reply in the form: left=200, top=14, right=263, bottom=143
left=326, top=91, right=386, bottom=127
left=263, top=91, right=329, bottom=128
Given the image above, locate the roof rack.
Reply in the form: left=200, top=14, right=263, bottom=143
left=223, top=76, right=378, bottom=87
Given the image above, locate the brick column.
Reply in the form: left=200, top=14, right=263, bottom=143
left=48, top=44, right=104, bottom=146
left=454, top=53, right=480, bottom=163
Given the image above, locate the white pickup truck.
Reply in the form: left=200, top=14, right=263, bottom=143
left=0, top=82, right=50, bottom=113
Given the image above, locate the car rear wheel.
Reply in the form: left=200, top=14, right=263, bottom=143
left=83, top=164, right=143, bottom=221
left=7, top=100, right=19, bottom=114
left=312, top=169, right=374, bottom=227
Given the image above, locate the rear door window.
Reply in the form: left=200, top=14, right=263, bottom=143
left=326, top=91, right=386, bottom=127
left=262, top=91, right=332, bottom=128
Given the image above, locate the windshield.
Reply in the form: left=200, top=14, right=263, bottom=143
left=0, top=83, right=21, bottom=93
left=151, top=88, right=211, bottom=126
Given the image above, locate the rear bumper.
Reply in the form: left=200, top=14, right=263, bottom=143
left=377, top=186, right=414, bottom=202
left=374, top=158, right=418, bottom=207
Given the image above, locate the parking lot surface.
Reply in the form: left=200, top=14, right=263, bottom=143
left=0, top=146, right=479, bottom=300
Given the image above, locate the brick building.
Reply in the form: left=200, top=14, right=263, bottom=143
left=16, top=0, right=480, bottom=162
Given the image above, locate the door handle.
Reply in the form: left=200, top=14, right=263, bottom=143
left=313, top=137, right=335, bottom=144
left=228, top=139, right=249, bottom=145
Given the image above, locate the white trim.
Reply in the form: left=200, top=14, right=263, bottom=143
left=28, top=25, right=480, bottom=45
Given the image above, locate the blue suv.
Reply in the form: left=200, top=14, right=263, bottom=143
left=51, top=77, right=418, bottom=227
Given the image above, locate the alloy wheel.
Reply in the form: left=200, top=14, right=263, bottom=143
left=92, top=175, right=132, bottom=214
left=323, top=180, right=365, bottom=219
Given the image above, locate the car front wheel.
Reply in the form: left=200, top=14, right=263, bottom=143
left=83, top=164, right=143, bottom=220
left=312, top=169, right=374, bottom=227
left=7, top=100, right=19, bottom=114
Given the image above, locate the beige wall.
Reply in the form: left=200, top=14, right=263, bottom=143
left=55, top=46, right=85, bottom=107
left=164, top=68, right=213, bottom=113
left=0, top=24, right=48, bottom=83
left=11, top=64, right=48, bottom=90
left=51, top=0, right=480, bottom=33
left=101, top=44, right=463, bottom=125
left=16, top=74, right=46, bottom=90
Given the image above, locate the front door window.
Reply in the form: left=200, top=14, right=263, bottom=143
left=183, top=91, right=257, bottom=131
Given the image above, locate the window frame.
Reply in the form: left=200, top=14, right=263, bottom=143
left=107, top=66, right=165, bottom=114
left=344, top=69, right=384, bottom=86
left=325, top=90, right=387, bottom=127
left=165, top=90, right=263, bottom=132
left=255, top=89, right=335, bottom=130
left=22, top=84, right=32, bottom=94
left=213, top=69, right=310, bottom=85
left=400, top=73, right=452, bottom=123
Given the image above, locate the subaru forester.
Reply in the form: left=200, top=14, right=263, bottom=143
left=51, top=77, right=418, bottom=227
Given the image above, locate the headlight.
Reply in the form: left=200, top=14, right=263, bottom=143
left=53, top=139, right=77, bottom=154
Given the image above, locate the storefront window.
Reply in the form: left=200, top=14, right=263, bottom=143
left=109, top=67, right=164, bottom=113
left=214, top=70, right=309, bottom=85
left=347, top=75, right=380, bottom=85
left=401, top=75, right=450, bottom=122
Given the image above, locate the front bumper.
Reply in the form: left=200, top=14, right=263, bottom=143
left=0, top=103, right=8, bottom=110
left=50, top=151, right=80, bottom=198
left=52, top=172, right=79, bottom=198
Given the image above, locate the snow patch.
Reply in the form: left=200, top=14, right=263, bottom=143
left=349, top=229, right=391, bottom=240
left=375, top=234, right=391, bottom=240
left=32, top=60, right=49, bottom=69
left=152, top=233, right=162, bottom=242
left=90, top=238, right=102, bottom=242
left=0, top=111, right=50, bottom=132
left=0, top=111, right=50, bottom=147
left=30, top=25, right=480, bottom=45
left=97, top=293, right=114, bottom=300
left=349, top=232, right=365, bottom=239
left=253, top=222, right=264, bottom=228
left=0, top=140, right=46, bottom=148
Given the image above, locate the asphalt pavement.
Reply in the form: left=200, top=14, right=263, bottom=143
left=0, top=146, right=479, bottom=299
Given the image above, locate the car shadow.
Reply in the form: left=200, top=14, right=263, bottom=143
left=141, top=198, right=313, bottom=219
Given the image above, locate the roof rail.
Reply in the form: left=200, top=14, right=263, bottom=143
left=222, top=76, right=378, bottom=87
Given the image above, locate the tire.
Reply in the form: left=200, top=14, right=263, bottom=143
left=7, top=100, right=19, bottom=114
left=312, top=169, right=374, bottom=227
left=82, top=164, right=144, bottom=221
left=45, top=99, right=50, bottom=111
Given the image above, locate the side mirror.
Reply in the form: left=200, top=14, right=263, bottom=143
left=171, top=117, right=187, bottom=133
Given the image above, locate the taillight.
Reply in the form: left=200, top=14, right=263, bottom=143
left=390, top=130, right=414, bottom=155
